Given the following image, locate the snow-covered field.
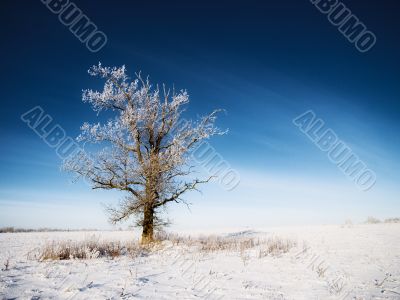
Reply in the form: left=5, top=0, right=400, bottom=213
left=1, top=224, right=400, bottom=299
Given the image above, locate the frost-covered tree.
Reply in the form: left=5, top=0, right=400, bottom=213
left=63, top=63, right=224, bottom=243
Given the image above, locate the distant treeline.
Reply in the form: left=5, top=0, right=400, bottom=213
left=365, top=217, right=400, bottom=224
left=0, top=227, right=100, bottom=233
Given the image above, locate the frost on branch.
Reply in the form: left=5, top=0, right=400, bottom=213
left=63, top=63, right=225, bottom=243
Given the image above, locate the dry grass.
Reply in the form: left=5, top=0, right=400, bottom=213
left=157, top=231, right=296, bottom=258
left=258, top=237, right=297, bottom=258
left=2, top=258, right=10, bottom=271
left=153, top=231, right=189, bottom=246
left=192, top=235, right=297, bottom=260
left=34, top=232, right=297, bottom=261
left=37, top=236, right=144, bottom=261
left=197, top=236, right=259, bottom=252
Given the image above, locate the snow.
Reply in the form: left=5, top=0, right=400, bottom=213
left=1, top=224, right=400, bottom=299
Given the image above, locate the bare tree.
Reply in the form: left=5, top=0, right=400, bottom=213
left=63, top=63, right=225, bottom=243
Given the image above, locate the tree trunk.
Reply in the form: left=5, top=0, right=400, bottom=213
left=141, top=204, right=154, bottom=244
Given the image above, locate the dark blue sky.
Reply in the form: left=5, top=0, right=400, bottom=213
left=0, top=0, right=399, bottom=229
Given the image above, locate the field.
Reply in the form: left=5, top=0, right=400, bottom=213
left=1, top=223, right=400, bottom=299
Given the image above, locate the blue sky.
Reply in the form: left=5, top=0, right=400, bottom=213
left=0, top=0, right=399, bottom=230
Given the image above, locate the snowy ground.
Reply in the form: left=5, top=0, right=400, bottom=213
left=1, top=224, right=400, bottom=299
